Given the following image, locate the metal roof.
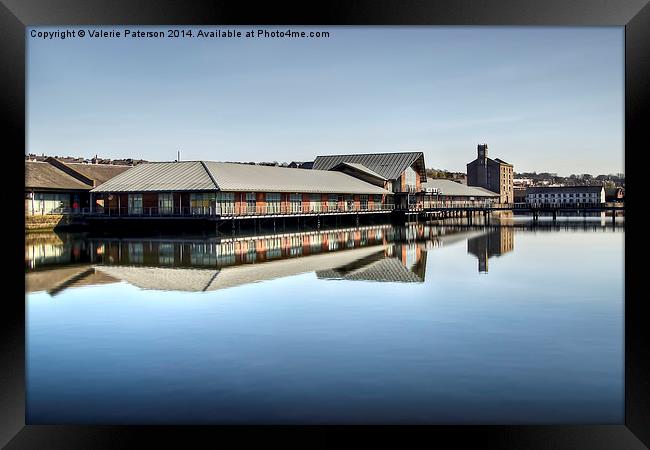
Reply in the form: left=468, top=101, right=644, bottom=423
left=421, top=178, right=499, bottom=197
left=93, top=245, right=385, bottom=292
left=332, top=162, right=387, bottom=181
left=204, top=162, right=389, bottom=194
left=26, top=161, right=92, bottom=191
left=317, top=257, right=424, bottom=283
left=93, top=161, right=390, bottom=194
left=91, top=161, right=216, bottom=193
left=312, top=152, right=427, bottom=181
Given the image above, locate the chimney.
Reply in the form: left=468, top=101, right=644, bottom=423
left=478, top=143, right=488, bottom=163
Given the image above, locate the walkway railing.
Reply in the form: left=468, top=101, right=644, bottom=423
left=76, top=202, right=396, bottom=218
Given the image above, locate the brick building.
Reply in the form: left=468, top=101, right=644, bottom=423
left=466, top=144, right=514, bottom=204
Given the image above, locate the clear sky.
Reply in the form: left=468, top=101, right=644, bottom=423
left=27, top=26, right=624, bottom=176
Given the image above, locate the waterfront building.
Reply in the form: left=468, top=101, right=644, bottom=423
left=312, top=152, right=427, bottom=209
left=90, top=160, right=392, bottom=217
left=420, top=178, right=500, bottom=208
left=25, top=157, right=131, bottom=215
left=525, top=185, right=605, bottom=206
left=466, top=144, right=514, bottom=204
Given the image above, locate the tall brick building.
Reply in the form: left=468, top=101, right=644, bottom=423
left=466, top=144, right=514, bottom=204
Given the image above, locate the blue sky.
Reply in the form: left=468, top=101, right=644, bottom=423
left=27, top=26, right=623, bottom=175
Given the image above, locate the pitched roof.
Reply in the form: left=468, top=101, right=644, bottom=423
left=312, top=152, right=427, bottom=181
left=65, top=163, right=132, bottom=186
left=332, top=162, right=387, bottom=181
left=25, top=161, right=92, bottom=191
left=317, top=257, right=424, bottom=283
left=421, top=178, right=499, bottom=197
left=92, top=161, right=390, bottom=195
left=91, top=161, right=216, bottom=192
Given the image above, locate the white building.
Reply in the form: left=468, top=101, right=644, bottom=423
left=525, top=186, right=605, bottom=206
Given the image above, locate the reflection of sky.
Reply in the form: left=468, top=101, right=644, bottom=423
left=26, top=230, right=623, bottom=424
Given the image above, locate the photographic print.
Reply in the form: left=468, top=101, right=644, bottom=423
left=24, top=26, right=625, bottom=425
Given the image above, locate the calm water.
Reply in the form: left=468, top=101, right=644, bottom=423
left=25, top=217, right=624, bottom=424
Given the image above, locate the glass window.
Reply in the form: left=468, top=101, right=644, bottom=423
left=216, top=192, right=235, bottom=214
left=328, top=194, right=338, bottom=211
left=290, top=193, right=302, bottom=213
left=128, top=194, right=142, bottom=215
left=33, top=193, right=70, bottom=214
left=360, top=195, right=368, bottom=210
left=190, top=193, right=215, bottom=215
left=404, top=167, right=417, bottom=191
left=266, top=193, right=281, bottom=213
left=158, top=193, right=173, bottom=214
left=310, top=194, right=321, bottom=212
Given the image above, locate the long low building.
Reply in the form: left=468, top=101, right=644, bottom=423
left=420, top=178, right=500, bottom=208
left=90, top=161, right=393, bottom=217
left=525, top=185, right=605, bottom=206
left=26, top=157, right=131, bottom=215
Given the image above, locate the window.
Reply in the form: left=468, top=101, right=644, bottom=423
left=128, top=194, right=143, bottom=215
left=246, top=193, right=256, bottom=213
left=360, top=195, right=368, bottom=210
left=158, top=193, right=173, bottom=214
left=345, top=194, right=354, bottom=211
left=290, top=193, right=302, bottom=213
left=266, top=193, right=281, bottom=213
left=374, top=194, right=383, bottom=209
left=310, top=194, right=321, bottom=212
left=328, top=194, right=338, bottom=211
left=403, top=167, right=417, bottom=191
left=216, top=192, right=235, bottom=215
left=190, top=193, right=215, bottom=215
left=32, top=193, right=70, bottom=214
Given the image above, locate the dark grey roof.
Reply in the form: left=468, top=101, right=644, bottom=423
left=312, top=152, right=427, bottom=181
left=526, top=185, right=604, bottom=194
left=468, top=157, right=513, bottom=167
left=317, top=257, right=424, bottom=283
left=332, top=162, right=387, bottom=181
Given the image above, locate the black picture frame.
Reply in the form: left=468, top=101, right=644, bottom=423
left=2, top=1, right=648, bottom=448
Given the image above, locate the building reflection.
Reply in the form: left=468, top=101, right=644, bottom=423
left=26, top=225, right=442, bottom=294
left=466, top=227, right=515, bottom=273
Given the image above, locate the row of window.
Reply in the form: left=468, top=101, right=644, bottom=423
left=528, top=193, right=598, bottom=198
left=119, top=193, right=384, bottom=214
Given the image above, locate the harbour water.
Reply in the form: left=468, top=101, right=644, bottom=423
left=25, top=216, right=624, bottom=424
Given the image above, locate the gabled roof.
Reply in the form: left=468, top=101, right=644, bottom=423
left=332, top=162, right=387, bottom=181
left=92, top=160, right=390, bottom=195
left=91, top=161, right=217, bottom=192
left=26, top=161, right=93, bottom=191
left=65, top=163, right=131, bottom=186
left=421, top=178, right=499, bottom=197
left=26, top=159, right=132, bottom=191
left=312, top=152, right=427, bottom=181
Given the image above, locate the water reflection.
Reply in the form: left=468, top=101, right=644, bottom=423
left=25, top=219, right=622, bottom=295
left=25, top=220, right=624, bottom=424
left=467, top=228, right=515, bottom=273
